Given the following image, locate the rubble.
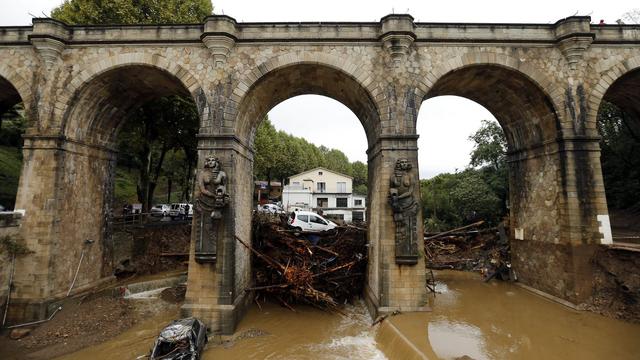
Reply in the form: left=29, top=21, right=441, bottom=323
left=424, top=221, right=513, bottom=281
left=239, top=214, right=367, bottom=310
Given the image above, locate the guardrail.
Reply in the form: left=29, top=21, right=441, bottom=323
left=111, top=212, right=191, bottom=228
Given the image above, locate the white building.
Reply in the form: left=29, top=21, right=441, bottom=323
left=282, top=167, right=366, bottom=223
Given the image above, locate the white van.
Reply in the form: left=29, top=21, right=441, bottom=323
left=169, top=203, right=193, bottom=219
left=287, top=211, right=337, bottom=232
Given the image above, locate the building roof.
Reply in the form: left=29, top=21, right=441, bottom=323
left=254, top=180, right=282, bottom=187
left=287, top=167, right=353, bottom=180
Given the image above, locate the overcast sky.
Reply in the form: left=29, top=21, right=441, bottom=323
left=0, top=1, right=634, bottom=178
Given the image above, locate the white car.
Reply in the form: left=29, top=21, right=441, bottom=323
left=287, top=211, right=337, bottom=232
left=257, top=203, right=284, bottom=214
left=169, top=203, right=193, bottom=219
left=150, top=204, right=170, bottom=217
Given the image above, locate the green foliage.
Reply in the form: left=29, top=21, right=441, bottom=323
left=421, top=119, right=509, bottom=231
left=117, top=96, right=199, bottom=210
left=0, top=146, right=22, bottom=209
left=0, top=104, right=26, bottom=148
left=421, top=170, right=502, bottom=230
left=353, top=184, right=368, bottom=196
left=597, top=101, right=640, bottom=210
left=253, top=118, right=368, bottom=195
left=50, top=2, right=209, bottom=211
left=51, top=0, right=212, bottom=24
left=469, top=119, right=507, bottom=171
left=113, top=167, right=138, bottom=205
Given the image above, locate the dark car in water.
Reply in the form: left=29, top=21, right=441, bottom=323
left=150, top=318, right=207, bottom=359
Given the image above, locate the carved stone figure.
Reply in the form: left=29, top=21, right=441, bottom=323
left=194, top=156, right=230, bottom=263
left=388, top=159, right=419, bottom=264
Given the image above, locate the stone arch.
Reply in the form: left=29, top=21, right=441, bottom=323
left=587, top=55, right=640, bottom=131
left=58, top=52, right=207, bottom=145
left=415, top=55, right=569, bottom=286
left=412, top=51, right=564, bottom=140
left=229, top=53, right=381, bottom=147
left=0, top=63, right=33, bottom=117
left=416, top=54, right=563, bottom=152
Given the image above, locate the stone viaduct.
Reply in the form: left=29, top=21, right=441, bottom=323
left=0, top=14, right=638, bottom=333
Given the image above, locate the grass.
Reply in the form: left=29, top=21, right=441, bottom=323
left=0, top=145, right=22, bottom=209
left=114, top=167, right=138, bottom=205
left=114, top=167, right=188, bottom=206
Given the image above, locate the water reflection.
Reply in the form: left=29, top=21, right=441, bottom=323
left=428, top=321, right=487, bottom=360
left=387, top=270, right=640, bottom=360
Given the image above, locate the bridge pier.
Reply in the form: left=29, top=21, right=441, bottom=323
left=0, top=14, right=636, bottom=330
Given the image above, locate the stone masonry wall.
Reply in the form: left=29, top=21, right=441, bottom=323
left=0, top=212, right=23, bottom=315
left=0, top=15, right=638, bottom=329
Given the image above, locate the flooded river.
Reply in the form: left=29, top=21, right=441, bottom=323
left=60, top=270, right=640, bottom=359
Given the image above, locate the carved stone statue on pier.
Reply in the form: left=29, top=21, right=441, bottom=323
left=194, top=156, right=230, bottom=263
left=388, top=159, right=419, bottom=264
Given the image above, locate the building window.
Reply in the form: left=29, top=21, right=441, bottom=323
left=352, top=211, right=364, bottom=222
left=292, top=181, right=300, bottom=186
left=317, top=182, right=326, bottom=193
left=336, top=198, right=348, bottom=208
left=354, top=199, right=362, bottom=206
left=337, top=182, right=346, bottom=193
left=318, top=171, right=323, bottom=175
left=317, top=198, right=328, bottom=208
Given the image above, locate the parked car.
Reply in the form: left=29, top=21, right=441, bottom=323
left=149, top=317, right=207, bottom=360
left=122, top=203, right=142, bottom=215
left=150, top=204, right=171, bottom=217
left=257, top=203, right=284, bottom=214
left=288, top=210, right=337, bottom=232
left=169, top=203, right=193, bottom=219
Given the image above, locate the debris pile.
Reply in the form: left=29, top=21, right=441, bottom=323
left=239, top=214, right=367, bottom=310
left=424, top=221, right=513, bottom=281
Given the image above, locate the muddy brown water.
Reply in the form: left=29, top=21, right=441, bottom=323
left=58, top=270, right=640, bottom=359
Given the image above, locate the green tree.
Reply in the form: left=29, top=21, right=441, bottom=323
left=421, top=170, right=502, bottom=231
left=51, top=0, right=212, bottom=25
left=597, top=101, right=640, bottom=210
left=254, top=118, right=286, bottom=194
left=0, top=104, right=26, bottom=148
left=351, top=161, right=368, bottom=195
left=324, top=149, right=352, bottom=176
left=469, top=119, right=507, bottom=172
left=253, top=119, right=370, bottom=199
left=51, top=0, right=211, bottom=211
left=469, top=119, right=509, bottom=214
left=420, top=120, right=510, bottom=231
left=117, top=96, right=199, bottom=210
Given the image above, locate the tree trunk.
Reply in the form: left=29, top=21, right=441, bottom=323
left=265, top=168, right=272, bottom=204
left=183, top=160, right=192, bottom=201
left=137, top=143, right=152, bottom=212
left=167, top=176, right=172, bottom=203
left=145, top=143, right=169, bottom=209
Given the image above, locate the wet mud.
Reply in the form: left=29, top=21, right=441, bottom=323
left=55, top=270, right=640, bottom=359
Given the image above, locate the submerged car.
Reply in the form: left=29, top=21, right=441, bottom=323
left=150, top=318, right=207, bottom=360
